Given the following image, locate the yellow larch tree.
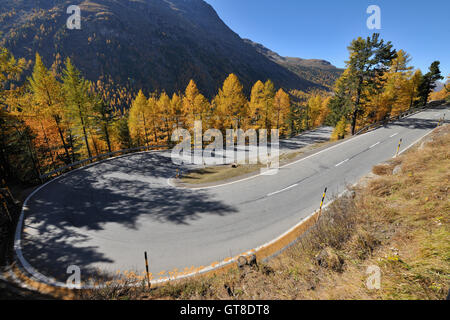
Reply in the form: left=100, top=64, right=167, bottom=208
left=213, top=74, right=248, bottom=131
left=170, top=92, right=184, bottom=131
left=147, top=93, right=161, bottom=144
left=306, top=92, right=330, bottom=129
left=157, top=92, right=172, bottom=143
left=272, top=88, right=290, bottom=134
left=248, top=80, right=265, bottom=130
left=365, top=50, right=415, bottom=121
left=260, top=80, right=276, bottom=130
left=128, top=90, right=149, bottom=146
left=182, top=80, right=210, bottom=131
left=28, top=53, right=72, bottom=164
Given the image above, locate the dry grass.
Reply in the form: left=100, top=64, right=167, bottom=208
left=372, top=158, right=402, bottom=176
left=79, top=125, right=449, bottom=300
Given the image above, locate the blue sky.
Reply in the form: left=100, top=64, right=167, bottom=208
left=205, top=0, right=449, bottom=79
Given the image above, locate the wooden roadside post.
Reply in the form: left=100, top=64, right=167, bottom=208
left=144, top=251, right=151, bottom=289
left=395, top=139, right=403, bottom=157
left=316, top=187, right=328, bottom=223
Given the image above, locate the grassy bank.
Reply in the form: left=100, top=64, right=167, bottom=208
left=82, top=124, right=449, bottom=300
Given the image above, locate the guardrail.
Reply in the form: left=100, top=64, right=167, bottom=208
left=40, top=144, right=171, bottom=181
left=355, top=100, right=446, bottom=136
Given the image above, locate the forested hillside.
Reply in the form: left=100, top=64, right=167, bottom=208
left=0, top=0, right=328, bottom=98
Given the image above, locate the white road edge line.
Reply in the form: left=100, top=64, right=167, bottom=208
left=390, top=133, right=399, bottom=138
left=335, top=159, right=349, bottom=167
left=369, top=142, right=380, bottom=149
left=267, top=184, right=298, bottom=197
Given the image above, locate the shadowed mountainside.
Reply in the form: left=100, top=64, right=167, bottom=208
left=0, top=0, right=335, bottom=97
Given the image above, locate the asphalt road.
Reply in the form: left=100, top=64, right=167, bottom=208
left=17, top=106, right=448, bottom=285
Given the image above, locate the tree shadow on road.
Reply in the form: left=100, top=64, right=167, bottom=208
left=383, top=117, right=440, bottom=131
left=20, top=153, right=238, bottom=283
left=280, top=126, right=332, bottom=150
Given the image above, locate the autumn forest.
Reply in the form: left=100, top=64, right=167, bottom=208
left=0, top=33, right=448, bottom=186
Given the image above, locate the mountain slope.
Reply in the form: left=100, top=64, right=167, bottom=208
left=0, top=0, right=330, bottom=96
left=244, top=39, right=344, bottom=89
